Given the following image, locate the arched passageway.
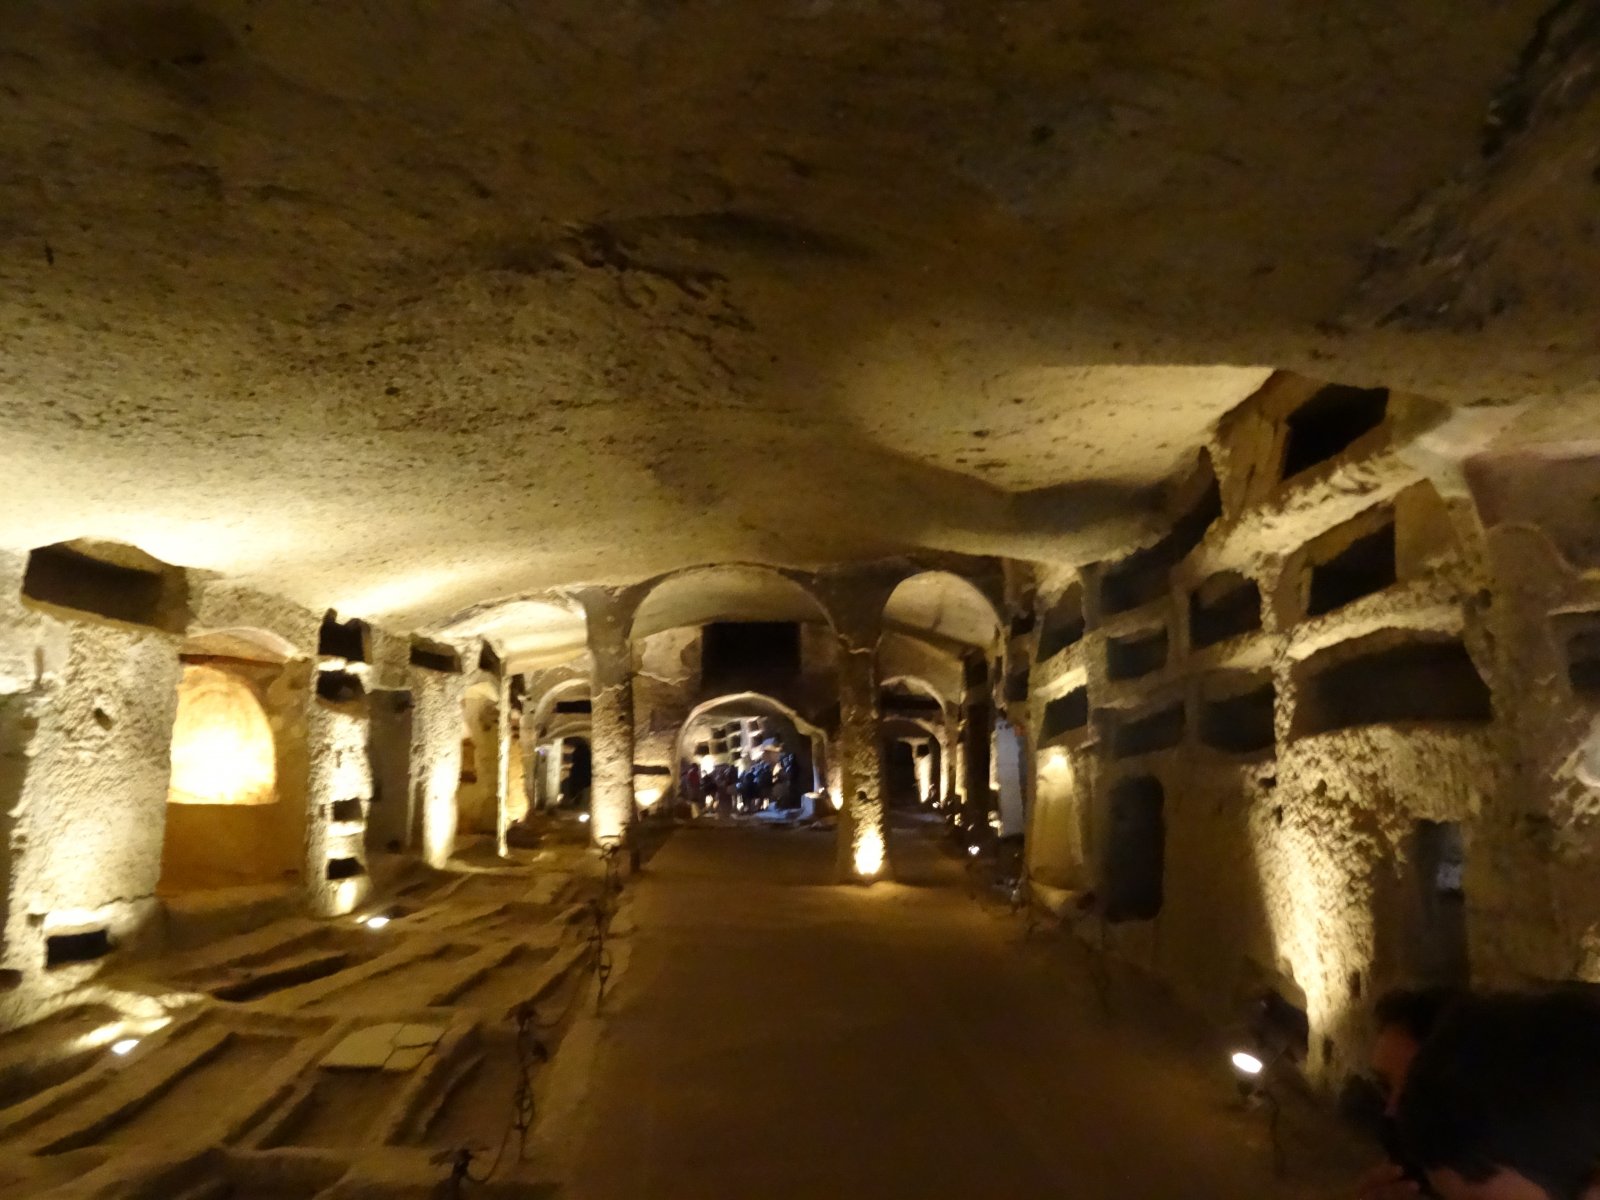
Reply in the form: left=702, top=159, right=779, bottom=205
left=675, top=692, right=826, bottom=818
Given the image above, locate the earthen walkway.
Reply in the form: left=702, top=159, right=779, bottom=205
left=554, top=818, right=1359, bottom=1199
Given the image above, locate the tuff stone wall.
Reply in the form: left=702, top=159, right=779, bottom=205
left=1026, top=372, right=1511, bottom=1090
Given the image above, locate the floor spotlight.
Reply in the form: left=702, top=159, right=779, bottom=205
left=1230, top=1049, right=1265, bottom=1078
left=578, top=812, right=591, bottom=824
left=967, top=844, right=981, bottom=857
left=362, top=915, right=391, bottom=930
left=110, top=1038, right=139, bottom=1056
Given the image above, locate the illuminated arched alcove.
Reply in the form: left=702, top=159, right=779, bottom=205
left=168, top=665, right=277, bottom=807
left=159, top=638, right=310, bottom=895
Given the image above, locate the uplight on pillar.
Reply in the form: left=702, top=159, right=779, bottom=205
left=853, top=825, right=885, bottom=879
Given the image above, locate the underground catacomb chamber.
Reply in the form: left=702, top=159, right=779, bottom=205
left=1292, top=637, right=1492, bottom=737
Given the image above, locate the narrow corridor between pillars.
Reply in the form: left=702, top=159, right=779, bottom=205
left=550, top=818, right=1361, bottom=1199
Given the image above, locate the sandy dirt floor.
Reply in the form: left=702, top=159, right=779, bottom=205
left=553, top=816, right=1363, bottom=1199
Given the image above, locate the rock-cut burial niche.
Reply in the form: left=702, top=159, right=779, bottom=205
left=160, top=652, right=308, bottom=894
left=1037, top=585, right=1086, bottom=660
left=1189, top=571, right=1261, bottom=648
left=1280, top=384, right=1389, bottom=481
left=1199, top=671, right=1275, bottom=755
left=1104, top=775, right=1165, bottom=922
left=1111, top=699, right=1185, bottom=759
left=1107, top=626, right=1169, bottom=681
left=1291, top=636, right=1491, bottom=738
left=1039, top=687, right=1089, bottom=744
left=1100, top=464, right=1222, bottom=616
left=409, top=638, right=462, bottom=674
left=1306, top=520, right=1397, bottom=618
left=21, top=541, right=188, bottom=633
left=1555, top=614, right=1600, bottom=696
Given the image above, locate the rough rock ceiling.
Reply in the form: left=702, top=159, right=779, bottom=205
left=0, top=0, right=1587, bottom=629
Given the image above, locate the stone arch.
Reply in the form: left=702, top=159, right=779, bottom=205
left=677, top=690, right=829, bottom=809
left=880, top=570, right=1003, bottom=654
left=629, top=563, right=832, bottom=641
left=526, top=675, right=593, bottom=812
left=158, top=626, right=311, bottom=896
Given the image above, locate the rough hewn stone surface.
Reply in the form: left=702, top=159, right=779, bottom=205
left=0, top=1, right=1583, bottom=627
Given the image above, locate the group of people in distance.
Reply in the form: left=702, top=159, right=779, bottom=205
left=680, top=743, right=801, bottom=816
left=1358, top=985, right=1600, bottom=1200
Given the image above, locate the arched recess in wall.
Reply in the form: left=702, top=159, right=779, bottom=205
left=676, top=691, right=828, bottom=812
left=455, top=673, right=501, bottom=842
left=632, top=565, right=837, bottom=751
left=528, top=676, right=593, bottom=812
left=158, top=628, right=310, bottom=896
left=879, top=571, right=1003, bottom=811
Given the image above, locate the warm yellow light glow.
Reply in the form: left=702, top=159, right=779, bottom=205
left=829, top=790, right=844, bottom=811
left=363, top=915, right=390, bottom=930
left=1231, top=1050, right=1265, bottom=1076
left=698, top=755, right=715, bottom=773
left=110, top=1038, right=140, bottom=1057
left=636, top=787, right=663, bottom=809
left=854, top=827, right=885, bottom=877
left=578, top=812, right=591, bottom=824
left=167, top=665, right=277, bottom=806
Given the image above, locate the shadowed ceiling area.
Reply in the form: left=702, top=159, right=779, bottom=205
left=2, top=0, right=1598, bottom=629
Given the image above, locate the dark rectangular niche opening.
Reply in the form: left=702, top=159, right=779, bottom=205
left=23, top=544, right=181, bottom=632
left=1199, top=676, right=1276, bottom=755
left=1307, top=523, right=1397, bottom=617
left=1100, top=464, right=1222, bottom=616
left=46, top=929, right=112, bottom=968
left=1281, top=385, right=1389, bottom=481
left=1104, top=776, right=1165, bottom=922
left=1565, top=625, right=1600, bottom=694
left=409, top=639, right=461, bottom=674
left=1111, top=701, right=1185, bottom=758
left=883, top=692, right=942, bottom=716
left=319, top=612, right=370, bottom=663
left=1190, top=572, right=1262, bottom=648
left=1040, top=688, right=1088, bottom=743
left=329, top=798, right=364, bottom=823
left=554, top=698, right=592, bottom=715
left=702, top=622, right=800, bottom=692
left=1037, top=587, right=1086, bottom=660
left=326, top=857, right=365, bottom=881
left=316, top=670, right=365, bottom=704
left=1293, top=640, right=1491, bottom=738
left=478, top=643, right=503, bottom=675
left=1107, top=627, right=1169, bottom=681
left=1005, top=667, right=1030, bottom=703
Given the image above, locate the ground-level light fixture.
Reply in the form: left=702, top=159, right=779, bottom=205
left=362, top=915, right=391, bottom=930
left=578, top=812, right=591, bottom=824
left=1230, top=1050, right=1265, bottom=1078
left=967, top=844, right=982, bottom=857
left=636, top=787, right=662, bottom=810
left=110, top=1038, right=140, bottom=1057
left=853, top=818, right=885, bottom=879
